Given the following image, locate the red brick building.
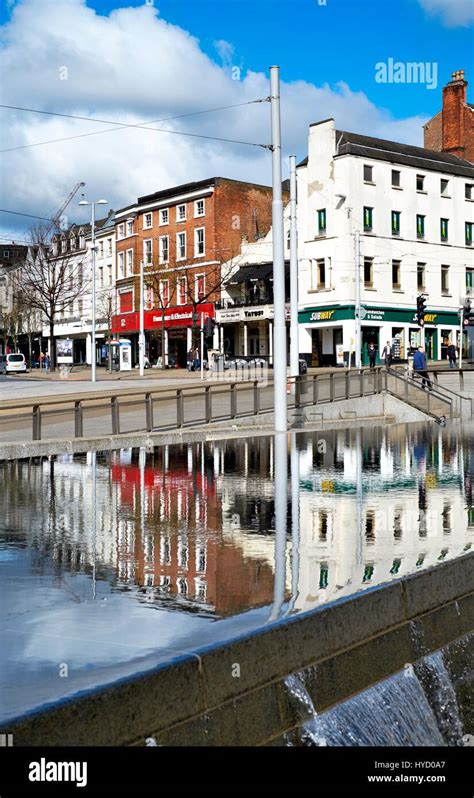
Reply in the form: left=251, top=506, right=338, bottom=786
left=424, top=70, right=474, bottom=163
left=112, top=177, right=277, bottom=367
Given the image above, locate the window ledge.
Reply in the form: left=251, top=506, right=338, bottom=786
left=392, top=186, right=403, bottom=191
left=466, top=198, right=474, bottom=203
left=364, top=181, right=376, bottom=186
left=442, top=293, right=452, bottom=298
left=393, top=289, right=404, bottom=293
left=416, top=190, right=428, bottom=195
left=441, top=195, right=452, bottom=199
left=364, top=287, right=377, bottom=292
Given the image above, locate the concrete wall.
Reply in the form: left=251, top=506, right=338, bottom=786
left=3, top=554, right=472, bottom=746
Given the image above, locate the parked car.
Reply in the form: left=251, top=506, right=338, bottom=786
left=0, top=353, right=29, bottom=374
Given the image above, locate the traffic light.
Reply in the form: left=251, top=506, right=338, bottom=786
left=462, top=298, right=472, bottom=327
left=416, top=294, right=427, bottom=327
left=204, top=317, right=214, bottom=338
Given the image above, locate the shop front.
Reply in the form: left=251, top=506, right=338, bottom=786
left=216, top=304, right=290, bottom=362
left=299, top=305, right=460, bottom=366
left=112, top=303, right=215, bottom=368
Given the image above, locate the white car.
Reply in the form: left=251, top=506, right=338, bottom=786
left=0, top=353, right=28, bottom=374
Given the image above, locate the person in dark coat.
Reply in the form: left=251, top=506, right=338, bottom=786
left=368, top=343, right=377, bottom=369
left=447, top=343, right=457, bottom=369
left=413, top=347, right=432, bottom=390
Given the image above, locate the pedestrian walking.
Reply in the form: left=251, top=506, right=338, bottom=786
left=193, top=347, right=200, bottom=372
left=447, top=343, right=457, bottom=369
left=368, top=343, right=377, bottom=369
left=44, top=353, right=50, bottom=373
left=381, top=340, right=392, bottom=368
left=39, top=351, right=45, bottom=370
left=413, top=347, right=432, bottom=390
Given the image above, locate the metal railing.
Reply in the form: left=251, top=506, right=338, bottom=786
left=0, top=369, right=387, bottom=444
left=384, top=368, right=466, bottom=419
left=1, top=366, right=468, bottom=445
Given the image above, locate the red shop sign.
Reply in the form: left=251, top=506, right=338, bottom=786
left=112, top=303, right=215, bottom=334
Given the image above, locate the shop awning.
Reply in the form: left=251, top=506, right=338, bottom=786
left=227, top=261, right=289, bottom=285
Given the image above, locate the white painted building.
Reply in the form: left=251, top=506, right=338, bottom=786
left=297, top=119, right=474, bottom=366
left=44, top=212, right=116, bottom=365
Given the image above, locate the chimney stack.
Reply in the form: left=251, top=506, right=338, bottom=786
left=442, top=69, right=468, bottom=158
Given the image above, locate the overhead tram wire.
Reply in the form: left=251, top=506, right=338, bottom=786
left=0, top=99, right=271, bottom=153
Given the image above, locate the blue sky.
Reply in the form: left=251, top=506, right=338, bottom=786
left=0, top=0, right=473, bottom=237
left=34, top=0, right=474, bottom=119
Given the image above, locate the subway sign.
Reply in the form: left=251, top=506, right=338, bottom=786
left=299, top=305, right=459, bottom=326
left=309, top=310, right=336, bottom=322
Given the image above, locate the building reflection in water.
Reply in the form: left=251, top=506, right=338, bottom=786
left=1, top=425, right=473, bottom=620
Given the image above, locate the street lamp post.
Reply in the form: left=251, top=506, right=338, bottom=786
left=79, top=198, right=108, bottom=383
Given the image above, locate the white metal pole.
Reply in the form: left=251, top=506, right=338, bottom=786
left=200, top=312, right=204, bottom=381
left=139, top=259, right=145, bottom=377
left=268, top=431, right=287, bottom=622
left=354, top=229, right=361, bottom=369
left=270, top=65, right=287, bottom=432
left=91, top=202, right=96, bottom=383
left=289, top=155, right=298, bottom=383
left=287, top=432, right=300, bottom=613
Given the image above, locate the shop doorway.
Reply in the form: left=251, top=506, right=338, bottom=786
left=424, top=328, right=437, bottom=361
left=361, top=327, right=380, bottom=366
left=73, top=339, right=86, bottom=364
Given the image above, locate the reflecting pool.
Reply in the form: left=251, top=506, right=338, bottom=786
left=1, top=423, right=473, bottom=723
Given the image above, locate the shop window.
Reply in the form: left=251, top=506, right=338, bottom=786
left=363, top=257, right=373, bottom=288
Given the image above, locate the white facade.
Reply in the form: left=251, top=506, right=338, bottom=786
left=43, top=214, right=116, bottom=364
left=297, top=119, right=474, bottom=366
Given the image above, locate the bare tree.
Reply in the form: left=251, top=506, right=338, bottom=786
left=17, top=224, right=89, bottom=370
left=143, top=262, right=179, bottom=369
left=97, top=287, right=117, bottom=372
left=183, top=251, right=240, bottom=351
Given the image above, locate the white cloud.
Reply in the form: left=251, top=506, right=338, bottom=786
left=417, top=0, right=474, bottom=26
left=0, top=0, right=428, bottom=238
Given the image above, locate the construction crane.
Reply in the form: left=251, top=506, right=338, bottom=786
left=47, top=181, right=85, bottom=234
